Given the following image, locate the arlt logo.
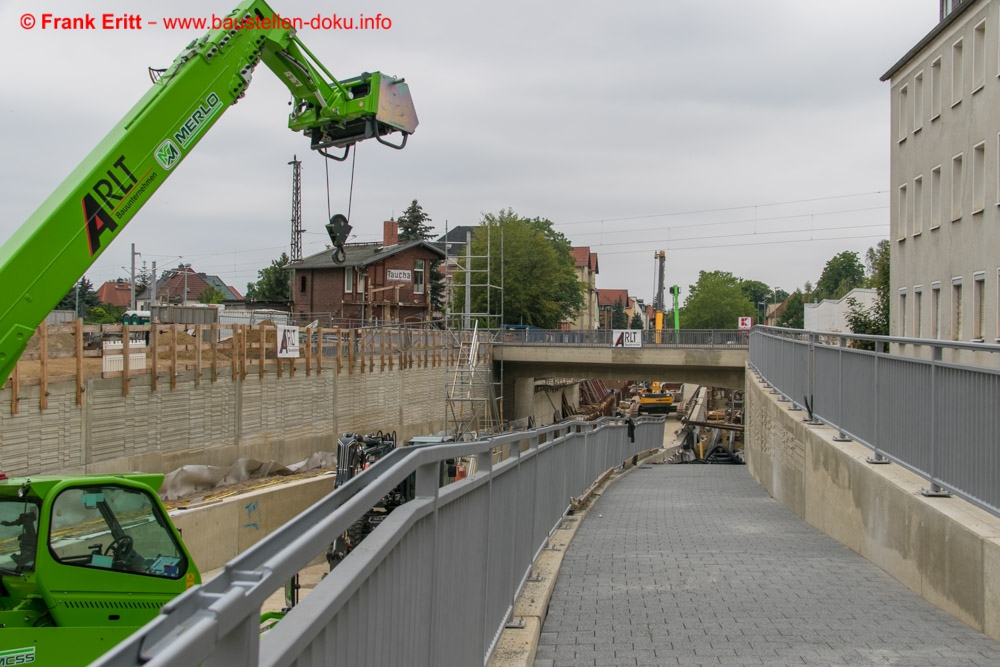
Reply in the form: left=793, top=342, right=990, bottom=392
left=612, top=329, right=642, bottom=348
left=81, top=154, right=138, bottom=255
left=155, top=139, right=180, bottom=170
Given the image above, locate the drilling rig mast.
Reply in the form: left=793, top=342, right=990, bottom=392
left=289, top=155, right=303, bottom=261
left=654, top=250, right=665, bottom=343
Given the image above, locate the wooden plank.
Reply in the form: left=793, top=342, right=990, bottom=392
left=348, top=329, right=354, bottom=375
left=151, top=323, right=159, bottom=392
left=305, top=328, right=312, bottom=377
left=259, top=324, right=266, bottom=380
left=122, top=323, right=130, bottom=397
left=211, top=323, right=218, bottom=383
left=194, top=324, right=202, bottom=388
left=171, top=324, right=177, bottom=390
left=38, top=322, right=48, bottom=410
left=75, top=318, right=84, bottom=404
left=10, top=360, right=18, bottom=415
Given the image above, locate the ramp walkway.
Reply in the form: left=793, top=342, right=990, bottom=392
left=535, top=465, right=1000, bottom=666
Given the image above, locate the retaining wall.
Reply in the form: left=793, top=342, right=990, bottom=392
left=0, top=361, right=480, bottom=477
left=745, top=369, right=1000, bottom=640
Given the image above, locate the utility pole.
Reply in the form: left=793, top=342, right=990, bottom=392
left=289, top=155, right=303, bottom=261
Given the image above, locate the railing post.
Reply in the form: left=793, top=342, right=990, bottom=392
left=867, top=340, right=889, bottom=464
left=921, top=345, right=951, bottom=497
left=833, top=336, right=852, bottom=441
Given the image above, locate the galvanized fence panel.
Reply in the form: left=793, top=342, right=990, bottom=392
left=94, top=417, right=662, bottom=667
left=751, top=326, right=1000, bottom=518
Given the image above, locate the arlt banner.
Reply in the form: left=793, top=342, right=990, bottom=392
left=277, top=325, right=300, bottom=358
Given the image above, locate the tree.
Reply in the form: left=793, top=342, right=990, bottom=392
left=815, top=251, right=865, bottom=301
left=86, top=304, right=126, bottom=324
left=845, top=240, right=890, bottom=348
left=459, top=209, right=583, bottom=328
left=680, top=271, right=755, bottom=329
left=776, top=290, right=805, bottom=328
left=611, top=298, right=629, bottom=329
left=57, top=277, right=99, bottom=318
left=134, top=263, right=153, bottom=297
left=245, top=253, right=291, bottom=302
left=397, top=199, right=434, bottom=241
left=630, top=312, right=644, bottom=329
left=197, top=287, right=226, bottom=304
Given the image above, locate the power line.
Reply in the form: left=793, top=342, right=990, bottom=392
left=554, top=190, right=889, bottom=226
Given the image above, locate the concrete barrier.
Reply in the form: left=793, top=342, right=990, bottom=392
left=745, top=368, right=1000, bottom=640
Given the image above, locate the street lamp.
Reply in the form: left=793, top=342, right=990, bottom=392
left=758, top=300, right=766, bottom=325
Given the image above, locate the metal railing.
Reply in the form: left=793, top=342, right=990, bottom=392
left=750, top=326, right=1000, bottom=515
left=94, top=417, right=664, bottom=667
left=499, top=327, right=748, bottom=348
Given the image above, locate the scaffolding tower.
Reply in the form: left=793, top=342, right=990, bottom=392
left=443, top=222, right=504, bottom=440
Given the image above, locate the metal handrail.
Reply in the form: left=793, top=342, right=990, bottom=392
left=750, top=326, right=1000, bottom=514
left=94, top=416, right=665, bottom=667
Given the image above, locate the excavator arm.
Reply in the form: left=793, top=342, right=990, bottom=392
left=0, top=0, right=417, bottom=387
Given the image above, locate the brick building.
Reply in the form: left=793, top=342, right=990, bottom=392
left=290, top=221, right=446, bottom=325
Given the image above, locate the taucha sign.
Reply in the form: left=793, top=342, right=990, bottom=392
left=386, top=269, right=412, bottom=282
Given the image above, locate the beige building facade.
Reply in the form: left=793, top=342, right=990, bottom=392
left=883, top=0, right=1000, bottom=365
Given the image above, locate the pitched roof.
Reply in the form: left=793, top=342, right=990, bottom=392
left=597, top=288, right=629, bottom=308
left=290, top=239, right=446, bottom=270
left=571, top=247, right=598, bottom=273
left=434, top=226, right=478, bottom=254
left=96, top=280, right=133, bottom=308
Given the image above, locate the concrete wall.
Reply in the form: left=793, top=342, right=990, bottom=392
left=803, top=288, right=877, bottom=333
left=0, top=354, right=485, bottom=477
left=171, top=473, right=340, bottom=573
left=745, top=368, right=1000, bottom=640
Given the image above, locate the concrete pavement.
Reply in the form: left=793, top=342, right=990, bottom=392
left=534, top=465, right=1000, bottom=666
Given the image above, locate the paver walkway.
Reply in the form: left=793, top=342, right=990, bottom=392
left=535, top=465, right=1000, bottom=666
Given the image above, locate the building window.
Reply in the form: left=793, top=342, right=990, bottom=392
left=952, top=153, right=964, bottom=221
left=931, top=57, right=943, bottom=119
left=931, top=166, right=942, bottom=229
left=953, top=278, right=963, bottom=341
left=345, top=266, right=353, bottom=293
left=973, top=141, right=986, bottom=213
left=913, top=176, right=923, bottom=235
left=299, top=276, right=307, bottom=293
left=974, top=21, right=987, bottom=92
left=414, top=259, right=426, bottom=295
left=932, top=283, right=941, bottom=339
left=898, top=84, right=909, bottom=141
left=358, top=271, right=366, bottom=298
left=898, top=290, right=907, bottom=337
left=974, top=272, right=986, bottom=340
left=952, top=38, right=964, bottom=106
left=914, top=287, right=923, bottom=338
left=898, top=183, right=908, bottom=240
left=914, top=71, right=924, bottom=132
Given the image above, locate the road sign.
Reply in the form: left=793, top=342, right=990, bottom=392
left=738, top=316, right=753, bottom=330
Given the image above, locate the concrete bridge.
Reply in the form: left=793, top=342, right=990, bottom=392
left=497, top=329, right=749, bottom=397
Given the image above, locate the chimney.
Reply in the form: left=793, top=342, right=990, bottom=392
left=383, top=220, right=399, bottom=246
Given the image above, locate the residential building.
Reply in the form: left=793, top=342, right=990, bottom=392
left=290, top=221, right=446, bottom=325
left=804, top=288, right=877, bottom=332
left=564, top=247, right=599, bottom=330
left=95, top=279, right=133, bottom=309
left=882, top=0, right=1000, bottom=365
left=597, top=288, right=629, bottom=330
left=137, top=265, right=242, bottom=307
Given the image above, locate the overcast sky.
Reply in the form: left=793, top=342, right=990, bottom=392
left=0, top=0, right=940, bottom=311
